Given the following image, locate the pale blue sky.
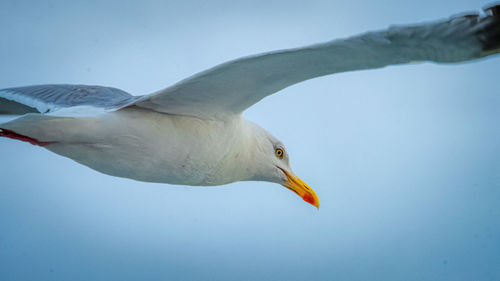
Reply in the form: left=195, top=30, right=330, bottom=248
left=0, top=0, right=499, bottom=280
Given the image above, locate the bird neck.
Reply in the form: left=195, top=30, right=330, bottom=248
left=215, top=118, right=275, bottom=183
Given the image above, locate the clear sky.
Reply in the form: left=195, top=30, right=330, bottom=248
left=0, top=0, right=499, bottom=280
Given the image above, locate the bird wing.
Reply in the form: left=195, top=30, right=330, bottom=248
left=130, top=5, right=500, bottom=119
left=0, top=84, right=139, bottom=115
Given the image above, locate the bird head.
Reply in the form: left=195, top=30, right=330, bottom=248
left=243, top=121, right=319, bottom=209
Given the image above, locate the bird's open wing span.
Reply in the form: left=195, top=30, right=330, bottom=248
left=0, top=84, right=139, bottom=115
left=131, top=5, right=500, bottom=119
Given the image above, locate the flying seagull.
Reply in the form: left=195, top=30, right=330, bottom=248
left=1, top=5, right=499, bottom=208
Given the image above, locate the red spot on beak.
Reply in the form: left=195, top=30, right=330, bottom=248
left=302, top=193, right=316, bottom=206
left=0, top=129, right=55, bottom=147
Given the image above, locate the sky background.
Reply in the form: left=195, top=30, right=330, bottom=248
left=0, top=0, right=499, bottom=280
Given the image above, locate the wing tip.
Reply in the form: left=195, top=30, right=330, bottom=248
left=484, top=3, right=500, bottom=16
left=480, top=3, right=500, bottom=55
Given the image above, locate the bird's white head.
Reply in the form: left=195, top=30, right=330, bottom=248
left=240, top=121, right=319, bottom=209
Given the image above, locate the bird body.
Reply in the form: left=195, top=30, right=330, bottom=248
left=1, top=4, right=499, bottom=208
left=1, top=108, right=277, bottom=186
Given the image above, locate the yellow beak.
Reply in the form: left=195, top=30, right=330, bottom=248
left=279, top=168, right=320, bottom=209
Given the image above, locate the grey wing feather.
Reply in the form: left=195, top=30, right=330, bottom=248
left=0, top=84, right=140, bottom=115
left=130, top=4, right=500, bottom=120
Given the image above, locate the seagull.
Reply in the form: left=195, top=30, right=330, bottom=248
left=1, top=5, right=499, bottom=208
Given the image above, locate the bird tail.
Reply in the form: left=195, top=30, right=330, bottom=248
left=0, top=115, right=62, bottom=146
left=0, top=127, right=54, bottom=146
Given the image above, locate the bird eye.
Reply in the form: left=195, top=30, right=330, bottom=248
left=275, top=147, right=284, bottom=159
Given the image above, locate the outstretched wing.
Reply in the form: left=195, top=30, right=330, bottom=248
left=0, top=84, right=139, bottom=115
left=130, top=5, right=500, bottom=119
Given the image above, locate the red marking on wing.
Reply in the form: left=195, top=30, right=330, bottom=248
left=0, top=129, right=55, bottom=147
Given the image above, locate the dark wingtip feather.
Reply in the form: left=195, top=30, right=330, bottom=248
left=484, top=3, right=500, bottom=16
left=462, top=13, right=480, bottom=20
left=480, top=4, right=500, bottom=54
